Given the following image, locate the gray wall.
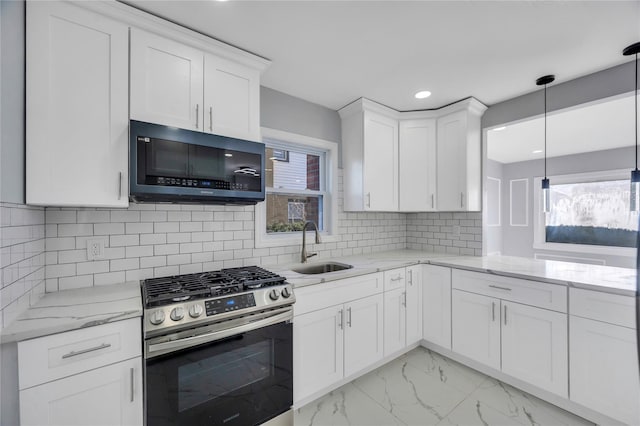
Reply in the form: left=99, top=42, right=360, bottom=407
left=0, top=0, right=25, bottom=204
left=492, top=146, right=636, bottom=268
left=482, top=60, right=637, bottom=130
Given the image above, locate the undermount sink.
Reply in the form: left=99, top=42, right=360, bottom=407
left=292, top=262, right=353, bottom=275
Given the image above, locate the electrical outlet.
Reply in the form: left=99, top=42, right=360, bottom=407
left=87, top=239, right=105, bottom=260
left=453, top=225, right=461, bottom=237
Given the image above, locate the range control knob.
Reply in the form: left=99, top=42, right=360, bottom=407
left=269, top=289, right=280, bottom=301
left=149, top=310, right=165, bottom=325
left=281, top=287, right=292, bottom=298
left=170, top=306, right=185, bottom=321
left=189, top=304, right=204, bottom=318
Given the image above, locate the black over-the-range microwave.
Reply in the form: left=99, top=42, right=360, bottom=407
left=129, top=120, right=265, bottom=204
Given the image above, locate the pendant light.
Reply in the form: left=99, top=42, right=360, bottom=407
left=537, top=74, right=555, bottom=213
left=623, top=42, right=640, bottom=212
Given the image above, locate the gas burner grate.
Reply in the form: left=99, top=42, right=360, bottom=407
left=221, top=266, right=287, bottom=289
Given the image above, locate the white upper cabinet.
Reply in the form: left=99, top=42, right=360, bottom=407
left=204, top=54, right=261, bottom=141
left=437, top=104, right=484, bottom=212
left=130, top=29, right=264, bottom=141
left=399, top=119, right=437, bottom=211
left=26, top=1, right=129, bottom=207
left=130, top=29, right=204, bottom=132
left=339, top=98, right=486, bottom=212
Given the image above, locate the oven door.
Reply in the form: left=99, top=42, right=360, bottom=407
left=144, top=309, right=292, bottom=426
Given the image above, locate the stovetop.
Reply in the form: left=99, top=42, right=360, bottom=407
left=142, top=266, right=286, bottom=308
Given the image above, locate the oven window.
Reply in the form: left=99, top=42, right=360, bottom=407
left=178, top=340, right=273, bottom=412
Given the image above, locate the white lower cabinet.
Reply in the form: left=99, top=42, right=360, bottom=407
left=383, top=288, right=406, bottom=356
left=569, top=288, right=640, bottom=425
left=422, top=265, right=451, bottom=349
left=293, top=275, right=384, bottom=404
left=405, top=265, right=423, bottom=345
left=20, top=358, right=142, bottom=426
left=451, top=289, right=568, bottom=397
left=451, top=290, right=501, bottom=370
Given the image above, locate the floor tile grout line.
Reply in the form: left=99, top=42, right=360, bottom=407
left=350, top=379, right=410, bottom=425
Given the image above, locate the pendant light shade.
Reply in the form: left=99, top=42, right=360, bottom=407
left=623, top=42, right=640, bottom=212
left=537, top=74, right=555, bottom=213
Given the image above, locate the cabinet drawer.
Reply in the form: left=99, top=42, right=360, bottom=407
left=294, top=273, right=383, bottom=316
left=452, top=269, right=567, bottom=312
left=383, top=268, right=406, bottom=291
left=18, top=318, right=141, bottom=390
left=569, top=288, right=635, bottom=328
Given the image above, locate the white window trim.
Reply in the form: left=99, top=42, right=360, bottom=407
left=255, top=127, right=339, bottom=249
left=532, top=168, right=636, bottom=258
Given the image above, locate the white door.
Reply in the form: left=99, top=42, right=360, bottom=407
left=293, top=305, right=344, bottom=403
left=422, top=265, right=452, bottom=349
left=26, top=1, right=129, bottom=207
left=451, top=290, right=500, bottom=370
left=130, top=28, right=204, bottom=131
left=399, top=119, right=437, bottom=211
left=363, top=111, right=398, bottom=211
left=405, top=265, right=423, bottom=345
left=383, top=288, right=406, bottom=356
left=204, top=54, right=260, bottom=141
left=436, top=110, right=467, bottom=211
left=20, top=357, right=142, bottom=426
left=570, top=316, right=640, bottom=425
left=501, top=301, right=568, bottom=397
left=344, top=294, right=384, bottom=376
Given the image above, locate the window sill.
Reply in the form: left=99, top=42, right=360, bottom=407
left=254, top=232, right=339, bottom=249
left=532, top=241, right=636, bottom=258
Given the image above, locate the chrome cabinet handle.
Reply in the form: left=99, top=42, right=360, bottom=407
left=209, top=106, right=213, bottom=132
left=118, top=172, right=122, bottom=200
left=347, top=307, right=352, bottom=327
left=460, top=192, right=464, bottom=208
left=402, top=292, right=407, bottom=307
left=195, top=104, right=199, bottom=129
left=504, top=305, right=508, bottom=325
left=489, top=285, right=512, bottom=291
left=408, top=269, right=413, bottom=285
left=492, top=301, right=496, bottom=322
left=431, top=194, right=434, bottom=209
left=366, top=192, right=371, bottom=208
left=390, top=276, right=403, bottom=282
left=337, top=309, right=344, bottom=330
left=130, top=367, right=134, bottom=402
left=62, top=343, right=111, bottom=359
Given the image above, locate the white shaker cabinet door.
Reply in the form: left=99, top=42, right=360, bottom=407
left=20, top=357, right=142, bottom=426
left=570, top=316, right=640, bottom=425
left=130, top=28, right=204, bottom=131
left=203, top=54, right=261, bottom=141
left=383, top=288, right=406, bottom=356
left=422, top=265, right=452, bottom=349
left=436, top=110, right=467, bottom=211
left=363, top=111, right=398, bottom=211
left=451, top=290, right=500, bottom=370
left=399, top=119, right=437, bottom=211
left=293, top=305, right=344, bottom=403
left=344, top=293, right=384, bottom=377
left=26, top=1, right=129, bottom=207
left=501, top=301, right=568, bottom=398
left=405, top=265, right=423, bottom=345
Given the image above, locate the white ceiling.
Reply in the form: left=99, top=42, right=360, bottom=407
left=123, top=0, right=640, bottom=112
left=487, top=93, right=637, bottom=164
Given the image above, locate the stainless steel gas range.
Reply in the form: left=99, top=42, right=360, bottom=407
left=141, top=266, right=294, bottom=426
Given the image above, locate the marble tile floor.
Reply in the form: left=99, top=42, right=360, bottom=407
left=294, top=347, right=594, bottom=426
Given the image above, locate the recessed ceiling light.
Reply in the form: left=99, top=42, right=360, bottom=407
left=225, top=153, right=233, bottom=157
left=493, top=126, right=507, bottom=131
left=414, top=90, right=431, bottom=99
left=532, top=150, right=543, bottom=154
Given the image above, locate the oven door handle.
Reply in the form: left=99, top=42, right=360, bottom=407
left=147, top=309, right=293, bottom=355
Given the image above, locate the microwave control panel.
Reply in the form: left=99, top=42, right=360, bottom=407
left=152, top=176, right=249, bottom=191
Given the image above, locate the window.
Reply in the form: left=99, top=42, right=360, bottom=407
left=255, top=128, right=338, bottom=248
left=534, top=169, right=638, bottom=256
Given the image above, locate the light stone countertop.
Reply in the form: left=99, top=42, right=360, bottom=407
left=273, top=250, right=637, bottom=297
left=0, top=281, right=142, bottom=344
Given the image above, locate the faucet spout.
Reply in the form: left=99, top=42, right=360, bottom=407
left=301, top=221, right=321, bottom=263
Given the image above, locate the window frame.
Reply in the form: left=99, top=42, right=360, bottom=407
left=533, top=168, right=637, bottom=258
left=255, top=127, right=339, bottom=249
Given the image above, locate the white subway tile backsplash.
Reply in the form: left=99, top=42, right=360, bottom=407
left=58, top=224, right=93, bottom=237
left=77, top=210, right=110, bottom=224
left=94, top=271, right=126, bottom=286
left=110, top=258, right=139, bottom=272
left=126, top=222, right=154, bottom=234
left=110, top=234, right=139, bottom=247
left=111, top=210, right=140, bottom=223
left=94, top=223, right=125, bottom=235
left=140, top=234, right=167, bottom=245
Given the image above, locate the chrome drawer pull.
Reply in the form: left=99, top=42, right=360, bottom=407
left=488, top=285, right=512, bottom=291
left=62, top=343, right=111, bottom=359
left=492, top=301, right=496, bottom=322
left=130, top=367, right=135, bottom=402
left=390, top=276, right=403, bottom=282
left=347, top=307, right=352, bottom=327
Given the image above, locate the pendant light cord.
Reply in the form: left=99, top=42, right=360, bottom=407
left=635, top=51, right=638, bottom=171
left=544, top=83, right=548, bottom=179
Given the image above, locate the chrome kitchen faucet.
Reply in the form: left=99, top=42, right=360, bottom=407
left=301, top=221, right=321, bottom=263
